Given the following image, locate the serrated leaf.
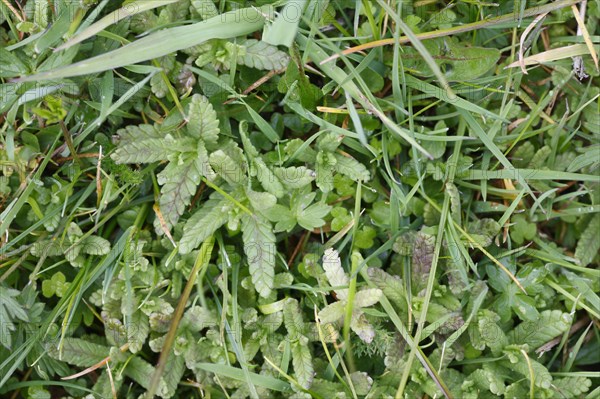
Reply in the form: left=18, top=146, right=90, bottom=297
left=528, top=145, right=551, bottom=169
left=255, top=159, right=285, bottom=198
left=333, top=153, right=370, bottom=181
left=47, top=338, right=109, bottom=366
left=283, top=298, right=304, bottom=341
left=0, top=285, right=28, bottom=349
left=297, top=201, right=331, bottom=231
left=317, top=301, right=345, bottom=324
left=291, top=341, right=314, bottom=390
left=477, top=310, right=507, bottom=355
left=553, top=376, right=592, bottom=397
left=242, top=215, right=276, bottom=297
left=238, top=39, right=290, bottom=70
left=247, top=188, right=277, bottom=211
left=273, top=166, right=316, bottom=189
left=503, top=357, right=552, bottom=389
left=353, top=288, right=383, bottom=308
left=156, top=144, right=213, bottom=232
left=412, top=231, right=435, bottom=287
left=124, top=356, right=158, bottom=390
left=575, top=213, right=600, bottom=266
left=179, top=198, right=229, bottom=254
left=111, top=125, right=177, bottom=163
left=187, top=94, right=220, bottom=145
left=80, top=235, right=111, bottom=255
left=128, top=311, right=149, bottom=354
left=509, top=310, right=572, bottom=350
left=322, top=248, right=349, bottom=300
left=210, top=149, right=246, bottom=186
left=162, top=352, right=185, bottom=398
left=367, top=268, right=407, bottom=312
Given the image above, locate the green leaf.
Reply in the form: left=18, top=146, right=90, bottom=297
left=18, top=6, right=273, bottom=81
left=333, top=153, right=370, bottom=182
left=238, top=40, right=290, bottom=70
left=111, top=125, right=176, bottom=164
left=80, top=235, right=111, bottom=255
left=0, top=285, right=29, bottom=349
left=502, top=357, right=552, bottom=389
left=477, top=310, right=507, bottom=355
left=179, top=198, right=229, bottom=254
left=291, top=341, right=314, bottom=390
left=0, top=47, right=28, bottom=78
left=255, top=159, right=285, bottom=198
left=242, top=215, right=276, bottom=297
left=401, top=38, right=501, bottom=81
left=296, top=199, right=331, bottom=231
left=575, top=214, right=600, bottom=266
left=187, top=94, right=220, bottom=145
left=210, top=148, right=247, bottom=186
left=262, top=0, right=306, bottom=48
left=124, top=356, right=158, bottom=390
left=156, top=145, right=213, bottom=232
left=552, top=376, right=592, bottom=397
left=367, top=268, right=408, bottom=312
left=128, top=311, right=150, bottom=354
left=509, top=310, right=572, bottom=350
left=162, top=352, right=185, bottom=398
left=273, top=166, right=316, bottom=189
left=48, top=338, right=109, bottom=367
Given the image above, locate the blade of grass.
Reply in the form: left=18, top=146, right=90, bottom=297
left=321, top=0, right=581, bottom=63
left=17, top=6, right=273, bottom=82
left=145, top=237, right=215, bottom=399
left=55, top=0, right=180, bottom=51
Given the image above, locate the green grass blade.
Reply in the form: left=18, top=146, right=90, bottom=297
left=17, top=6, right=273, bottom=82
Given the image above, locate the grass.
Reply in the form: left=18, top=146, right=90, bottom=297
left=0, top=1, right=599, bottom=399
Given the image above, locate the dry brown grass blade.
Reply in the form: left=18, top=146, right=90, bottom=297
left=571, top=3, right=599, bottom=71
left=507, top=44, right=593, bottom=68
left=519, top=12, right=549, bottom=74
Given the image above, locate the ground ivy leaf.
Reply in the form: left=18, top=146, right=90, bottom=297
left=242, top=215, right=276, bottom=298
